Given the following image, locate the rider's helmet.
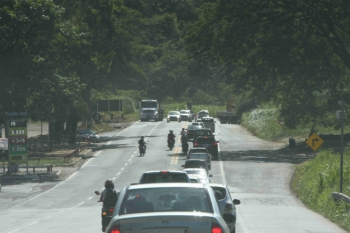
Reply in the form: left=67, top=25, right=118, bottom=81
left=169, top=130, right=173, bottom=133
left=141, top=135, right=144, bottom=139
left=182, top=128, right=185, bottom=131
left=104, top=179, right=114, bottom=189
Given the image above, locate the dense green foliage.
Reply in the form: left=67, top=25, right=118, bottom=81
left=1, top=0, right=350, bottom=137
left=292, top=150, right=350, bottom=231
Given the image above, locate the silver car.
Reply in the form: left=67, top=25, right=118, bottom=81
left=76, top=129, right=100, bottom=142
left=107, top=183, right=230, bottom=233
left=180, top=109, right=193, bottom=121
left=209, top=183, right=241, bottom=233
left=183, top=168, right=213, bottom=184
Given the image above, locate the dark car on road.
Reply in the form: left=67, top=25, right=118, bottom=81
left=193, top=136, right=219, bottom=159
left=193, top=128, right=213, bottom=143
left=186, top=124, right=202, bottom=141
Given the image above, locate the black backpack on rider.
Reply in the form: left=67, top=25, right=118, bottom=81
left=103, top=188, right=119, bottom=208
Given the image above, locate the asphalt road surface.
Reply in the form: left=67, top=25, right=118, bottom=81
left=0, top=120, right=347, bottom=233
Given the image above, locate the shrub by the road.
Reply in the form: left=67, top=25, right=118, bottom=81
left=292, top=150, right=350, bottom=231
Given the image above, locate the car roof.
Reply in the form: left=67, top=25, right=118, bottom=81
left=142, top=170, right=188, bottom=174
left=188, top=125, right=202, bottom=129
left=127, top=182, right=207, bottom=190
left=197, top=135, right=216, bottom=139
left=183, top=168, right=208, bottom=172
left=208, top=183, right=227, bottom=188
left=195, top=128, right=212, bottom=131
left=189, top=147, right=208, bottom=150
left=185, top=159, right=206, bottom=162
left=202, top=117, right=214, bottom=120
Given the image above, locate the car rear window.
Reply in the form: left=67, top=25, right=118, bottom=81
left=211, top=187, right=226, bottom=200
left=202, top=118, right=214, bottom=122
left=196, top=137, right=216, bottom=143
left=184, top=160, right=207, bottom=168
left=194, top=129, right=213, bottom=137
left=140, top=173, right=189, bottom=183
left=189, top=148, right=208, bottom=153
left=120, top=187, right=213, bottom=215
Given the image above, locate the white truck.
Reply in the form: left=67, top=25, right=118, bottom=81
left=186, top=147, right=211, bottom=170
left=140, top=99, right=164, bottom=121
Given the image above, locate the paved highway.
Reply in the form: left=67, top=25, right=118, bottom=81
left=0, top=120, right=346, bottom=233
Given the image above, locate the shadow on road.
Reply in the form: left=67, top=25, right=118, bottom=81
left=218, top=144, right=315, bottom=164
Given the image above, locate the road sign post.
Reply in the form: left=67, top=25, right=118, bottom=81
left=337, top=100, right=346, bottom=193
left=6, top=112, right=29, bottom=164
left=305, top=132, right=324, bottom=153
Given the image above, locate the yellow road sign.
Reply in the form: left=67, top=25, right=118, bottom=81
left=306, top=133, right=324, bottom=151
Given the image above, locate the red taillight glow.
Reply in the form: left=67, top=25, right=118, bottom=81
left=161, top=170, right=169, bottom=174
left=211, top=223, right=223, bottom=233
left=110, top=226, right=121, bottom=233
left=108, top=207, right=114, bottom=213
left=213, top=142, right=217, bottom=146
left=194, top=143, right=198, bottom=146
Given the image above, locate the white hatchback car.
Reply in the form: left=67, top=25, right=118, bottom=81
left=106, top=183, right=231, bottom=233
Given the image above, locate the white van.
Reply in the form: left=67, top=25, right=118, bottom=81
left=201, top=117, right=215, bottom=132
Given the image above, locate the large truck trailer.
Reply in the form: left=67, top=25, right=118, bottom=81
left=140, top=100, right=164, bottom=121
left=216, top=98, right=240, bottom=124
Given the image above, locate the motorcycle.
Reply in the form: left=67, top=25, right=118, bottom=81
left=95, top=191, right=115, bottom=232
left=139, top=144, right=146, bottom=156
left=168, top=138, right=175, bottom=150
left=182, top=142, right=188, bottom=154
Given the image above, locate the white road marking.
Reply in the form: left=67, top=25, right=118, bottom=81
left=76, top=201, right=85, bottom=207
left=28, top=221, right=39, bottom=226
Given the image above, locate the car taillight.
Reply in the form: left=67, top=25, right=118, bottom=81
left=194, top=142, right=198, bottom=146
left=213, top=142, right=217, bottom=146
left=108, top=207, right=114, bottom=213
left=110, top=226, right=121, bottom=233
left=211, top=223, right=223, bottom=233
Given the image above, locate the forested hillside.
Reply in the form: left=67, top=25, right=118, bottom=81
left=1, top=0, right=350, bottom=130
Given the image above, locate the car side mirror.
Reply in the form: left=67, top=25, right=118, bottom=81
left=181, top=165, right=185, bottom=167
left=233, top=199, right=241, bottom=205
left=95, top=191, right=101, bottom=195
left=216, top=141, right=219, bottom=143
left=209, top=174, right=213, bottom=178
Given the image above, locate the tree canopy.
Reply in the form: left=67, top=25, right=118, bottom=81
left=1, top=0, right=350, bottom=129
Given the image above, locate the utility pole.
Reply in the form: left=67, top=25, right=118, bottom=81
left=336, top=100, right=346, bottom=193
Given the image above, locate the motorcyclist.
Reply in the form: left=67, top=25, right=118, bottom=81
left=138, top=136, right=147, bottom=153
left=168, top=130, right=175, bottom=146
left=181, top=135, right=189, bottom=153
left=180, top=128, right=187, bottom=137
left=98, top=179, right=120, bottom=232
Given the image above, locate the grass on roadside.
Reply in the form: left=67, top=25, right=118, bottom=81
left=291, top=150, right=350, bottom=231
